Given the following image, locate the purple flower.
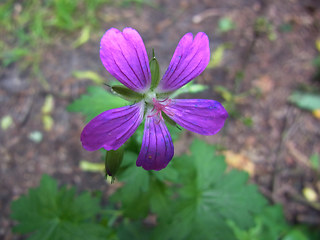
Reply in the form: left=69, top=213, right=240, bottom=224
left=81, top=28, right=228, bottom=171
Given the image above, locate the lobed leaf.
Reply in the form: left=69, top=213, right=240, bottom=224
left=155, top=139, right=267, bottom=240
left=11, top=175, right=110, bottom=240
left=289, top=91, right=320, bottom=111
left=67, top=86, right=128, bottom=122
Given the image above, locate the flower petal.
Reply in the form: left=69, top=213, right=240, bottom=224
left=156, top=32, right=210, bottom=93
left=136, top=113, right=174, bottom=171
left=165, top=99, right=228, bottom=135
left=100, top=28, right=151, bottom=92
left=81, top=102, right=144, bottom=151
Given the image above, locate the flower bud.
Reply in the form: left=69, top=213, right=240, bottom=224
left=150, top=49, right=160, bottom=90
left=105, top=146, right=124, bottom=183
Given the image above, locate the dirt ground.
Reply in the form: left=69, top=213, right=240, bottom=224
left=1, top=0, right=320, bottom=239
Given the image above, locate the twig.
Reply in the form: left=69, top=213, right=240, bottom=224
left=192, top=8, right=227, bottom=24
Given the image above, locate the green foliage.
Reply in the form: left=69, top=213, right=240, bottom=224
left=67, top=86, right=128, bottom=122
left=241, top=116, right=253, bottom=127
left=0, top=0, right=107, bottom=41
left=0, top=47, right=31, bottom=67
left=311, top=39, right=320, bottom=82
left=207, top=44, right=225, bottom=68
left=72, top=70, right=105, bottom=85
left=218, top=17, right=236, bottom=32
left=159, top=81, right=209, bottom=99
left=11, top=175, right=111, bottom=240
left=279, top=23, right=293, bottom=33
left=120, top=0, right=155, bottom=8
left=289, top=91, right=320, bottom=111
left=28, top=131, right=43, bottom=143
left=52, top=0, right=79, bottom=30
left=206, top=42, right=233, bottom=69
left=11, top=143, right=320, bottom=240
left=116, top=220, right=153, bottom=240
left=230, top=205, right=289, bottom=240
left=214, top=85, right=240, bottom=118
left=151, top=139, right=267, bottom=240
left=254, top=17, right=277, bottom=41
left=107, top=140, right=267, bottom=239
left=1, top=115, right=13, bottom=130
left=230, top=205, right=320, bottom=240
left=310, top=153, right=320, bottom=171
left=110, top=151, right=175, bottom=220
left=0, top=0, right=111, bottom=88
left=313, top=56, right=320, bottom=68
left=72, top=26, right=92, bottom=48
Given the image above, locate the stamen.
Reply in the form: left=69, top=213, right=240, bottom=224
left=158, top=98, right=169, bottom=103
left=147, top=98, right=173, bottom=123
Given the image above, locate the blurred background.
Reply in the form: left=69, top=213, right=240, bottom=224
left=1, top=0, right=320, bottom=239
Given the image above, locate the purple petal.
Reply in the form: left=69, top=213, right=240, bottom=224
left=81, top=102, right=144, bottom=151
left=165, top=99, right=228, bottom=135
left=100, top=28, right=151, bottom=92
left=136, top=113, right=174, bottom=171
left=156, top=32, right=210, bottom=93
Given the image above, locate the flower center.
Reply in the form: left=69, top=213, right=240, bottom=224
left=147, top=97, right=173, bottom=120
left=144, top=91, right=157, bottom=104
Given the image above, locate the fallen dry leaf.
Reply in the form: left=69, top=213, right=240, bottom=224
left=303, top=187, right=318, bottom=202
left=253, top=75, right=274, bottom=95
left=312, top=109, right=320, bottom=119
left=223, top=150, right=255, bottom=176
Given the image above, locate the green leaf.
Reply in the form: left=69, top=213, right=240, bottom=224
left=254, top=17, right=277, bottom=41
left=283, top=229, right=309, bottom=240
left=310, top=153, right=320, bottom=170
left=67, top=86, right=128, bottom=122
left=1, top=47, right=30, bottom=66
left=207, top=45, right=225, bottom=68
left=312, top=56, right=320, bottom=68
left=41, top=95, right=54, bottom=131
left=218, top=17, right=236, bottom=32
left=42, top=115, right=54, bottom=131
left=149, top=180, right=172, bottom=218
left=1, top=115, right=13, bottom=130
left=28, top=131, right=43, bottom=143
left=169, top=82, right=208, bottom=98
left=72, top=71, right=105, bottom=85
left=279, top=23, right=293, bottom=33
left=110, top=151, right=150, bottom=219
left=153, top=161, right=179, bottom=183
left=110, top=150, right=175, bottom=220
left=116, top=220, right=153, bottom=240
left=11, top=175, right=110, bottom=240
left=289, top=91, right=320, bottom=111
left=42, top=95, right=54, bottom=114
left=316, top=39, right=320, bottom=52
left=229, top=205, right=289, bottom=240
left=52, top=0, right=78, bottom=30
left=79, top=160, right=105, bottom=172
left=215, top=85, right=233, bottom=101
left=73, top=26, right=91, bottom=48
left=155, top=139, right=267, bottom=240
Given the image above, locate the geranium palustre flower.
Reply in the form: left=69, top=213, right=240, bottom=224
left=81, top=28, right=228, bottom=171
